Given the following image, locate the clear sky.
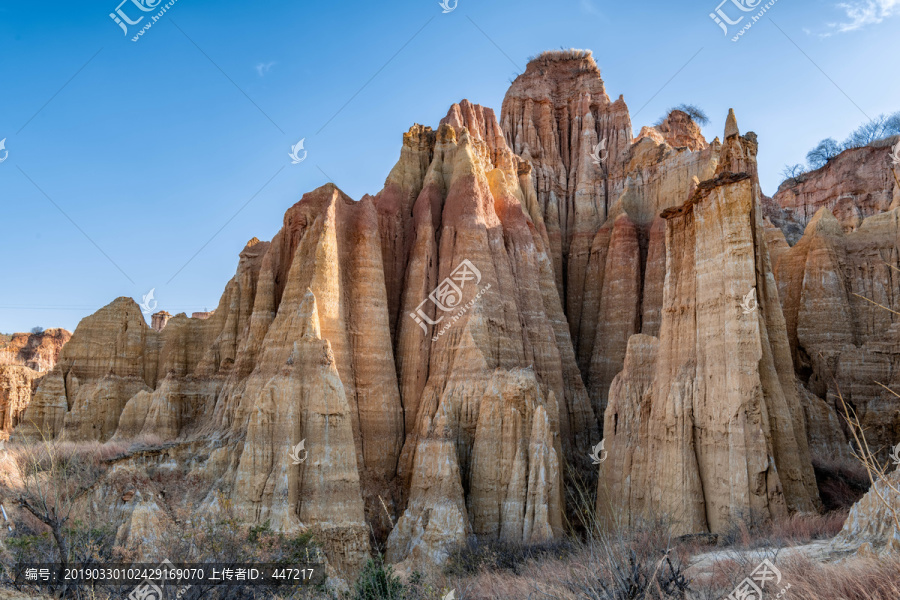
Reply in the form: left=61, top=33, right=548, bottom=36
left=2, top=0, right=898, bottom=333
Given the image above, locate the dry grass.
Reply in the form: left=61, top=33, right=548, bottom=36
left=4, top=435, right=170, bottom=470
left=717, top=512, right=848, bottom=550
left=778, top=554, right=900, bottom=600
left=528, top=49, right=594, bottom=65
left=5, top=440, right=124, bottom=467
left=417, top=510, right=856, bottom=599
left=429, top=518, right=693, bottom=600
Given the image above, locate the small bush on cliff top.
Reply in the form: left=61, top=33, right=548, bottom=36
left=657, top=104, right=710, bottom=127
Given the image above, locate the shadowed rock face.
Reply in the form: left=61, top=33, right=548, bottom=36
left=774, top=206, right=900, bottom=459
left=13, top=50, right=900, bottom=572
left=765, top=135, right=899, bottom=463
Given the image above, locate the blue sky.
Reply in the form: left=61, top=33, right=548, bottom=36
left=1, top=0, right=898, bottom=333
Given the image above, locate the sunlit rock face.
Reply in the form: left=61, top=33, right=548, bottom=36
left=600, top=167, right=819, bottom=535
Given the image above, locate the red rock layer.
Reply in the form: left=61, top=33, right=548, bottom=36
left=381, top=102, right=599, bottom=564
left=0, top=366, right=43, bottom=437
left=772, top=140, right=899, bottom=236
left=501, top=50, right=633, bottom=308
left=0, top=328, right=71, bottom=372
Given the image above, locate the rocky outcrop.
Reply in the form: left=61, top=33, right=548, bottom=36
left=229, top=290, right=369, bottom=574
left=833, top=468, right=900, bottom=555
left=653, top=109, right=709, bottom=152
left=0, top=328, right=71, bottom=373
left=599, top=169, right=820, bottom=535
left=16, top=299, right=161, bottom=442
left=382, top=101, right=594, bottom=564
left=501, top=49, right=633, bottom=308
left=0, top=330, right=70, bottom=438
left=151, top=311, right=172, bottom=332
left=772, top=139, right=899, bottom=238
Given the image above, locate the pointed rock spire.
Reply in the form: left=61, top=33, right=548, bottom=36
left=724, top=108, right=740, bottom=139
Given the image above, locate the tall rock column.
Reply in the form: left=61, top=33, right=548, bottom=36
left=231, top=290, right=369, bottom=576
left=600, top=171, right=820, bottom=534
left=385, top=103, right=597, bottom=567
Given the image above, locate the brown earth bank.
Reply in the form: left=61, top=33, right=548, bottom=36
left=1, top=49, right=898, bottom=593
left=0, top=330, right=71, bottom=439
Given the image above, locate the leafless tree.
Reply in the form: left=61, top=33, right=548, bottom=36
left=806, top=138, right=842, bottom=169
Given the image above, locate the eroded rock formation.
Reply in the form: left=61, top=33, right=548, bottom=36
left=774, top=205, right=900, bottom=459
left=11, top=49, right=900, bottom=573
left=501, top=49, right=633, bottom=308
left=0, top=329, right=71, bottom=437
left=600, top=168, right=819, bottom=535
left=0, top=366, right=43, bottom=437
left=833, top=467, right=900, bottom=555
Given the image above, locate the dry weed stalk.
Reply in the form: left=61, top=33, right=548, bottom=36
left=833, top=387, right=900, bottom=537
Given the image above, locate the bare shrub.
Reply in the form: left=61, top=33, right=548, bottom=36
left=536, top=523, right=691, bottom=599
left=656, top=104, right=710, bottom=127
left=780, top=163, right=808, bottom=183
left=5, top=439, right=108, bottom=567
left=843, top=112, right=900, bottom=149
left=833, top=385, right=900, bottom=539
left=538, top=471, right=691, bottom=599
